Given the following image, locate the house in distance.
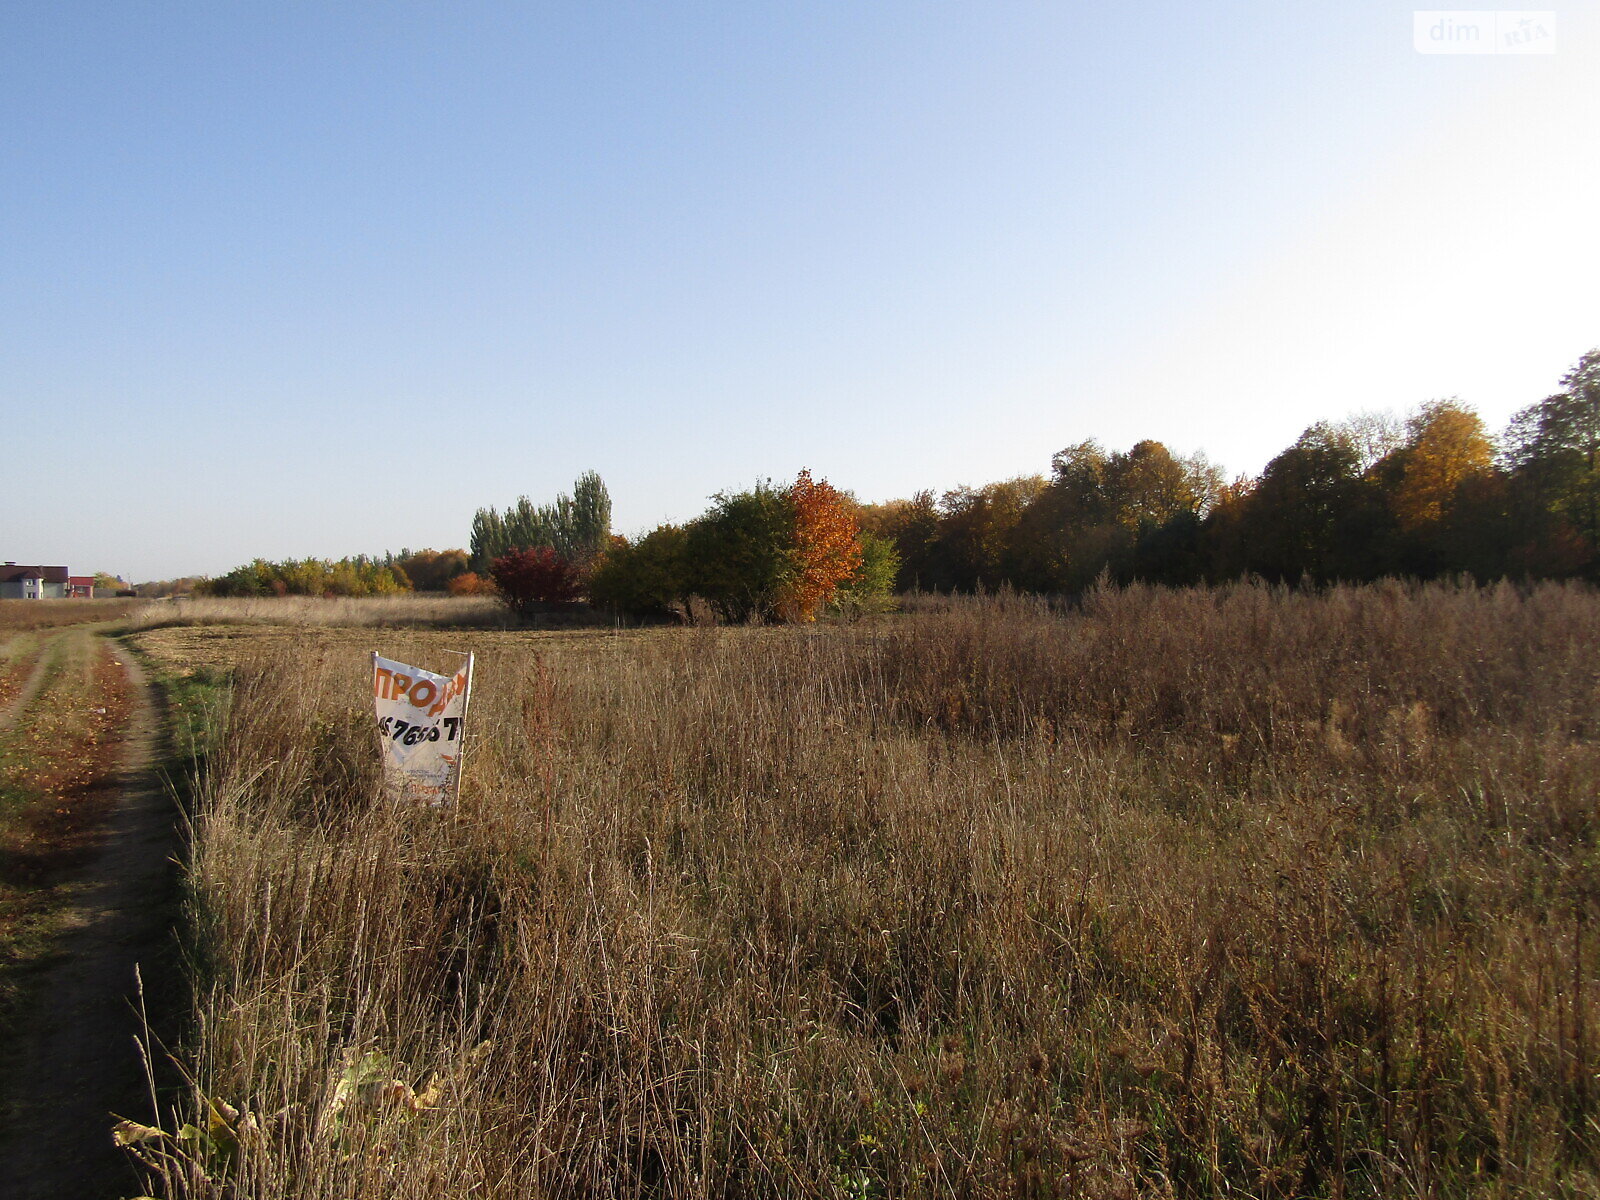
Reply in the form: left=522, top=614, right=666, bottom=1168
left=0, top=564, right=70, bottom=599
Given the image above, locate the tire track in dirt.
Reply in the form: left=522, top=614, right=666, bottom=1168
left=0, top=640, right=178, bottom=1200
left=0, top=638, right=58, bottom=733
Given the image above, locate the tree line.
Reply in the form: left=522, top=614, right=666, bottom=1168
left=191, top=345, right=1598, bottom=609
left=193, top=468, right=887, bottom=621
left=196, top=548, right=481, bottom=598
left=861, top=348, right=1600, bottom=592
left=200, top=555, right=413, bottom=598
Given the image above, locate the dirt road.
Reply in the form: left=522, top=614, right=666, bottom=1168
left=0, top=642, right=179, bottom=1200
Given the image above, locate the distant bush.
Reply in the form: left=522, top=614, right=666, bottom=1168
left=132, top=578, right=205, bottom=598
left=392, top=548, right=471, bottom=592
left=587, top=476, right=871, bottom=625
left=445, top=571, right=497, bottom=597
left=677, top=472, right=864, bottom=623
left=200, top=557, right=407, bottom=598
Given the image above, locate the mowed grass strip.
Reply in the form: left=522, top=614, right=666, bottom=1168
left=0, top=630, right=136, bottom=1023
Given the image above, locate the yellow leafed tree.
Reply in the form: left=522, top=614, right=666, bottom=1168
left=1392, top=400, right=1494, bottom=530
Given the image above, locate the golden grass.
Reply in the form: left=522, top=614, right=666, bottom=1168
left=124, top=594, right=510, bottom=632
left=0, top=598, right=138, bottom=632
left=135, top=581, right=1600, bottom=1198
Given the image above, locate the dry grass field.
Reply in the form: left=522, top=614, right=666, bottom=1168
left=125, top=594, right=509, bottom=632
left=126, top=582, right=1600, bottom=1198
left=0, top=598, right=140, bottom=634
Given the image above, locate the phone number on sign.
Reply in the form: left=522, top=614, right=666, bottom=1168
left=378, top=716, right=462, bottom=745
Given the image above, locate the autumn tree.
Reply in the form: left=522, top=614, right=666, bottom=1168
left=928, top=476, right=1045, bottom=592
left=1198, top=476, right=1259, bottom=580
left=446, top=572, right=497, bottom=596
left=782, top=469, right=862, bottom=620
left=1006, top=441, right=1219, bottom=591
left=1105, top=440, right=1217, bottom=529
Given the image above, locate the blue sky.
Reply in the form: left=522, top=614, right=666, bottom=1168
left=4, top=2, right=1597, bottom=580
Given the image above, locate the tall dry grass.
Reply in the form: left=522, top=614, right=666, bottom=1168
left=145, top=581, right=1600, bottom=1198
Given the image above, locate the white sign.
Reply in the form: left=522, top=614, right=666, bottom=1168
left=372, top=652, right=474, bottom=804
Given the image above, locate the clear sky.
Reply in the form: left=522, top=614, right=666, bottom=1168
left=3, top=2, right=1597, bottom=581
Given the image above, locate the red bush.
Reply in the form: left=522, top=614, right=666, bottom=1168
left=490, top=547, right=582, bottom=616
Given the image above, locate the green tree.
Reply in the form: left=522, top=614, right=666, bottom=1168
left=470, top=471, right=612, bottom=572
left=588, top=526, right=692, bottom=621
left=830, top=531, right=901, bottom=618
left=683, top=483, right=797, bottom=623
left=567, top=470, right=613, bottom=564
left=1504, top=349, right=1600, bottom=569
left=860, top=492, right=940, bottom=590
left=468, top=507, right=509, bottom=574
left=1234, top=423, right=1391, bottom=582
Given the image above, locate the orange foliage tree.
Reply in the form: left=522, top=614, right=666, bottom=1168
left=784, top=469, right=863, bottom=621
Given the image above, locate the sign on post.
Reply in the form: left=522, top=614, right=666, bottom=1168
left=372, top=652, right=474, bottom=805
